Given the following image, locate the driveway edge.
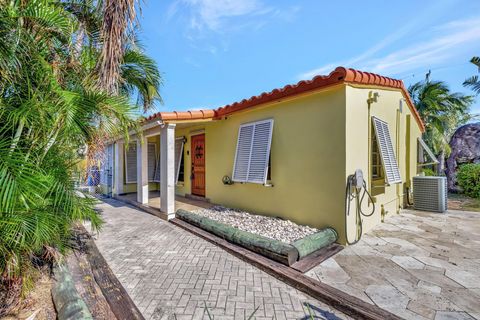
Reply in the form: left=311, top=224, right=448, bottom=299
left=171, top=218, right=402, bottom=320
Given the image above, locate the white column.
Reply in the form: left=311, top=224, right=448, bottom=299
left=113, top=141, right=124, bottom=196
left=160, top=123, right=176, bottom=219
left=137, top=136, right=149, bottom=204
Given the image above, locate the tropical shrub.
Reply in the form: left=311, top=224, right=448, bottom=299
left=457, top=164, right=480, bottom=198
left=409, top=80, right=473, bottom=175
left=422, top=168, right=436, bottom=176
left=0, top=0, right=161, bottom=313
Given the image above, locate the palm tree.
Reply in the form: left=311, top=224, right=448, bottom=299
left=0, top=0, right=161, bottom=312
left=64, top=0, right=162, bottom=112
left=464, top=56, right=480, bottom=95
left=409, top=80, right=474, bottom=174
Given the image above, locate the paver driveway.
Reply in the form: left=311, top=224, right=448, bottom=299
left=307, top=209, right=480, bottom=320
left=90, top=199, right=349, bottom=320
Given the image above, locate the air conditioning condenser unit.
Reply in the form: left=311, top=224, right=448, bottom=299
left=412, top=176, right=447, bottom=213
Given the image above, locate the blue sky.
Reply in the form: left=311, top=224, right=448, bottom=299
left=138, top=0, right=480, bottom=115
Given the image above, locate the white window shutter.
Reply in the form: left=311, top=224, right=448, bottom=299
left=248, top=120, right=273, bottom=183
left=175, top=138, right=184, bottom=184
left=147, top=143, right=157, bottom=182
left=372, top=117, right=401, bottom=184
left=106, top=144, right=113, bottom=186
left=233, top=124, right=254, bottom=182
left=418, top=137, right=438, bottom=164
left=125, top=142, right=137, bottom=183
left=232, top=119, right=273, bottom=184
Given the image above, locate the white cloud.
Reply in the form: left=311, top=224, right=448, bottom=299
left=297, top=6, right=480, bottom=80
left=298, top=64, right=339, bottom=80
left=363, top=17, right=480, bottom=75
left=169, top=0, right=270, bottom=32
left=296, top=20, right=421, bottom=80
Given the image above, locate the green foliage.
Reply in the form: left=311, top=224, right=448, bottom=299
left=409, top=80, right=474, bottom=172
left=422, top=168, right=436, bottom=176
left=464, top=56, right=480, bottom=95
left=457, top=164, right=480, bottom=198
left=0, top=0, right=160, bottom=303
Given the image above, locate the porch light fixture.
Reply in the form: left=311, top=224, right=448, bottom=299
left=222, top=175, right=234, bottom=185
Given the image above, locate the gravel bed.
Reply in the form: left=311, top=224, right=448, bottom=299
left=191, top=206, right=319, bottom=243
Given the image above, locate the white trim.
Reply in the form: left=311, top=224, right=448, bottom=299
left=189, top=129, right=205, bottom=136
left=175, top=137, right=185, bottom=184
left=418, top=137, right=439, bottom=164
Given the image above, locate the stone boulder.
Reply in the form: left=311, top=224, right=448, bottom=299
left=446, top=123, right=480, bottom=192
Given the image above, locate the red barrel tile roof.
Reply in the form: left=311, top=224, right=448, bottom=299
left=145, top=67, right=425, bottom=131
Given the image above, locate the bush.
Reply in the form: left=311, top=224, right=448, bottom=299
left=423, top=168, right=436, bottom=176
left=457, top=163, right=480, bottom=198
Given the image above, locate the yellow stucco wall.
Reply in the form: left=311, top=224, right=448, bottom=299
left=112, top=83, right=423, bottom=245
left=344, top=85, right=422, bottom=242
left=174, top=86, right=348, bottom=239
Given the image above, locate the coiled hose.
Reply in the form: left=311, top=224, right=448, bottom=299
left=344, top=174, right=375, bottom=245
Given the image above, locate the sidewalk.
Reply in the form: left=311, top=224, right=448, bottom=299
left=89, top=199, right=349, bottom=320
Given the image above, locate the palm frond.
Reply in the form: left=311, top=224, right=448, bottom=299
left=121, top=48, right=163, bottom=111
left=463, top=75, right=480, bottom=95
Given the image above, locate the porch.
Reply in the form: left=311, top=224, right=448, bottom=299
left=115, top=191, right=213, bottom=214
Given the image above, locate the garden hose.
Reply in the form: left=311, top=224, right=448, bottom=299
left=406, top=186, right=414, bottom=206
left=344, top=174, right=375, bottom=245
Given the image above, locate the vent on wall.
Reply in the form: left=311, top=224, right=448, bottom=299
left=412, top=176, right=447, bottom=213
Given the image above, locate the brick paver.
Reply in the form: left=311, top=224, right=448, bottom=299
left=90, top=199, right=349, bottom=320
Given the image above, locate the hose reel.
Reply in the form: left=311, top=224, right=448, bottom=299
left=345, top=169, right=375, bottom=245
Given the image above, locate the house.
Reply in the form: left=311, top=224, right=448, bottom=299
left=100, top=67, right=436, bottom=244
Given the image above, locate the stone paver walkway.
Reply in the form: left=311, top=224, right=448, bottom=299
left=90, top=199, right=349, bottom=320
left=307, top=209, right=480, bottom=320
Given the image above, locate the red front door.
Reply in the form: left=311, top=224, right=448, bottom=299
left=191, top=134, right=205, bottom=196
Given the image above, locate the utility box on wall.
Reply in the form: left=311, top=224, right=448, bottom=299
left=412, top=176, right=448, bottom=213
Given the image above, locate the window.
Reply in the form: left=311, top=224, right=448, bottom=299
left=417, top=137, right=438, bottom=165
left=125, top=142, right=137, bottom=183
left=147, top=143, right=157, bottom=182
left=232, top=119, right=273, bottom=184
left=152, top=137, right=185, bottom=184
left=175, top=137, right=185, bottom=184
left=371, top=117, right=401, bottom=185
left=371, top=131, right=384, bottom=180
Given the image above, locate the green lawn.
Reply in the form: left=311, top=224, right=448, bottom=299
left=448, top=193, right=480, bottom=212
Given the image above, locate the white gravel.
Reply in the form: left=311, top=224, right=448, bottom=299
left=191, top=206, right=319, bottom=243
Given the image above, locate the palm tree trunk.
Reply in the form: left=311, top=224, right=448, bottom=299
left=9, top=119, right=24, bottom=154
left=97, top=0, right=137, bottom=94
left=437, top=149, right=446, bottom=175
left=74, top=22, right=85, bottom=59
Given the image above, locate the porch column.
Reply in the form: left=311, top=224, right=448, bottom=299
left=113, top=141, right=124, bottom=196
left=137, top=136, right=149, bottom=204
left=160, top=123, right=176, bottom=219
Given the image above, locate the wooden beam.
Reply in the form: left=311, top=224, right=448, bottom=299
left=170, top=218, right=402, bottom=320
left=290, top=243, right=343, bottom=273
left=78, top=225, right=145, bottom=320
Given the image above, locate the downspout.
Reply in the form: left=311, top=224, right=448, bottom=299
left=396, top=105, right=401, bottom=213
left=405, top=114, right=411, bottom=205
